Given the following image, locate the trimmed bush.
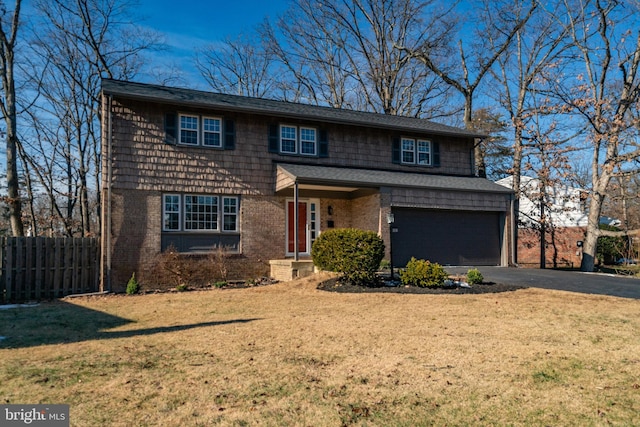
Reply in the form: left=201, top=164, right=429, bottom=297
left=466, top=268, right=483, bottom=285
left=311, top=228, right=385, bottom=286
left=399, top=257, right=448, bottom=287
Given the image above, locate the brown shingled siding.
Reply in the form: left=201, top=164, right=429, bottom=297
left=390, top=187, right=510, bottom=212
left=108, top=99, right=475, bottom=197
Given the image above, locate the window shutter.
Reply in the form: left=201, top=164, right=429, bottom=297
left=165, top=112, right=177, bottom=144
left=224, top=119, right=235, bottom=150
left=392, top=137, right=400, bottom=164
left=432, top=142, right=440, bottom=167
left=268, top=124, right=279, bottom=153
left=318, top=129, right=329, bottom=157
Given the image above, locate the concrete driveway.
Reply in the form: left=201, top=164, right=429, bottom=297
left=445, top=266, right=640, bottom=300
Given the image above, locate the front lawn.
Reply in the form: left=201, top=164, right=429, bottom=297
left=1, top=273, right=639, bottom=426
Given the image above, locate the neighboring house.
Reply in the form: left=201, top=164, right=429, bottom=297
left=100, top=79, right=515, bottom=291
left=496, top=176, right=588, bottom=268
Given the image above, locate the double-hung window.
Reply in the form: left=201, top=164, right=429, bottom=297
left=401, top=138, right=432, bottom=166
left=178, top=114, right=222, bottom=147
left=417, top=140, right=431, bottom=165
left=203, top=117, right=222, bottom=147
left=279, top=125, right=317, bottom=155
left=163, top=194, right=239, bottom=232
left=223, top=197, right=238, bottom=231
left=280, top=125, right=297, bottom=154
left=300, top=127, right=317, bottom=155
left=180, top=115, right=199, bottom=145
left=163, top=194, right=181, bottom=231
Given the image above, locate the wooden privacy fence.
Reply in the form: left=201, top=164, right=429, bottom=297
left=0, top=237, right=100, bottom=303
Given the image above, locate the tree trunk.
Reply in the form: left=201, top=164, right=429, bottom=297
left=580, top=192, right=605, bottom=272
left=6, top=132, right=24, bottom=236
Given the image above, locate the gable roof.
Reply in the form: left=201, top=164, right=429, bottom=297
left=101, top=79, right=485, bottom=138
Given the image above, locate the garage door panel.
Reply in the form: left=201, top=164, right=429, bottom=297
left=392, top=208, right=501, bottom=266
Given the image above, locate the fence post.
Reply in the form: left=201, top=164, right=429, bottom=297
left=0, top=236, right=5, bottom=304
left=5, top=238, right=14, bottom=303
left=35, top=237, right=44, bottom=300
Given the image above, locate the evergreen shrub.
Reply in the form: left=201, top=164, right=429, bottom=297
left=399, top=257, right=448, bottom=287
left=311, top=228, right=385, bottom=286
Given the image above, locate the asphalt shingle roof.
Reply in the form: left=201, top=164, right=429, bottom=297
left=277, top=163, right=514, bottom=194
left=102, top=79, right=485, bottom=138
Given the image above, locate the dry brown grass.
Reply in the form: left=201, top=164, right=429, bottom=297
left=1, top=273, right=639, bottom=426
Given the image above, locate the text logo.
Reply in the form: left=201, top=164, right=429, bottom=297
left=1, top=405, right=69, bottom=426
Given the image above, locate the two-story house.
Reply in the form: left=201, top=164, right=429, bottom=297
left=100, top=79, right=515, bottom=291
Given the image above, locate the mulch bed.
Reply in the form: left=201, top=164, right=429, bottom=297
left=317, top=277, right=526, bottom=294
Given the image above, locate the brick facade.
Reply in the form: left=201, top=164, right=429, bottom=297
left=517, top=227, right=586, bottom=268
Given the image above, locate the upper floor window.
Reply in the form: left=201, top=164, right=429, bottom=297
left=178, top=114, right=222, bottom=147
left=166, top=112, right=235, bottom=149
left=269, top=124, right=328, bottom=157
left=279, top=125, right=317, bottom=156
left=393, top=137, right=440, bottom=167
left=203, top=117, right=222, bottom=147
left=180, top=115, right=199, bottom=145
left=401, top=137, right=432, bottom=165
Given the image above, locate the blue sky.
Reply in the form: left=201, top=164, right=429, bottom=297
left=136, top=0, right=291, bottom=87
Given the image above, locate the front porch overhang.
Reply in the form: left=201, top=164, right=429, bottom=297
left=275, top=163, right=515, bottom=197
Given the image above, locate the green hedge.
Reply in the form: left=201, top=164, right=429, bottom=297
left=311, top=228, right=385, bottom=286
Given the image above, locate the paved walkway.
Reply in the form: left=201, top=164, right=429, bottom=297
left=445, top=266, right=640, bottom=300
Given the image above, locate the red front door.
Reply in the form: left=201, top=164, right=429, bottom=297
left=287, top=201, right=308, bottom=253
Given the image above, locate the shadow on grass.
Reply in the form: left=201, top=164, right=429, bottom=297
left=0, top=300, right=261, bottom=349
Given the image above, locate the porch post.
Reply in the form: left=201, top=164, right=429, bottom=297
left=294, top=180, right=299, bottom=261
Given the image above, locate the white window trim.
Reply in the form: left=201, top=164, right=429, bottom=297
left=162, top=194, right=240, bottom=233
left=202, top=116, right=223, bottom=147
left=401, top=137, right=432, bottom=166
left=178, top=114, right=224, bottom=147
left=417, top=139, right=432, bottom=165
left=280, top=124, right=298, bottom=154
left=299, top=126, right=317, bottom=156
left=163, top=194, right=181, bottom=232
left=222, top=196, right=239, bottom=232
left=184, top=194, right=219, bottom=232
left=280, top=124, right=318, bottom=156
left=179, top=114, right=200, bottom=146
left=401, top=138, right=415, bottom=164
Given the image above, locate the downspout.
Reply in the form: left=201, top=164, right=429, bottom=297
left=294, top=180, right=299, bottom=261
left=101, top=94, right=113, bottom=292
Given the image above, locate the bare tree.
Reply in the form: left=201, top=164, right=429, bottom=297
left=0, top=0, right=23, bottom=236
left=550, top=0, right=640, bottom=271
left=403, top=0, right=538, bottom=176
left=196, top=33, right=278, bottom=98
left=22, top=0, right=160, bottom=237
left=489, top=0, right=574, bottom=199
left=262, top=0, right=456, bottom=117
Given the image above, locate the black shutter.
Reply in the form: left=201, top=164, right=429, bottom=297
left=224, top=119, right=235, bottom=150
left=392, top=137, right=401, bottom=164
left=318, top=129, right=328, bottom=157
left=165, top=112, right=177, bottom=144
left=432, top=142, right=440, bottom=167
left=268, top=124, right=279, bottom=153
